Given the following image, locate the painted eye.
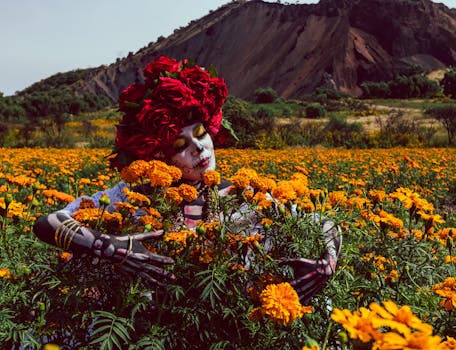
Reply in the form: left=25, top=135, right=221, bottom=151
left=173, top=138, right=187, bottom=152
left=193, top=124, right=207, bottom=139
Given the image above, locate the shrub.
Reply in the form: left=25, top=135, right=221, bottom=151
left=362, top=74, right=440, bottom=99
left=441, top=68, right=456, bottom=98
left=374, top=111, right=429, bottom=147
left=361, top=81, right=391, bottom=99
left=305, top=103, right=326, bottom=118
left=254, top=87, right=278, bottom=104
left=222, top=96, right=260, bottom=148
left=313, top=87, right=348, bottom=100
left=323, top=114, right=364, bottom=147
left=424, top=103, right=456, bottom=144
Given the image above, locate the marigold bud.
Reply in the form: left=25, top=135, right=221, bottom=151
left=196, top=225, right=206, bottom=235
left=5, top=193, right=13, bottom=205
left=99, top=194, right=111, bottom=206
left=337, top=331, right=348, bottom=344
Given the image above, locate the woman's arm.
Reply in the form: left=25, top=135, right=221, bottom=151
left=33, top=182, right=175, bottom=285
left=33, top=211, right=175, bottom=285
left=225, top=191, right=342, bottom=303
left=280, top=220, right=342, bottom=303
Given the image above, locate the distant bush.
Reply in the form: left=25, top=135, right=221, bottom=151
left=361, top=81, right=391, bottom=99
left=278, top=120, right=324, bottom=147
left=441, top=68, right=456, bottom=98
left=396, top=63, right=426, bottom=77
left=361, top=74, right=440, bottom=99
left=305, top=103, right=327, bottom=118
left=313, top=87, right=348, bottom=100
left=254, top=87, right=278, bottom=103
left=0, top=94, right=26, bottom=122
left=374, top=111, right=433, bottom=147
left=323, top=114, right=364, bottom=148
left=253, top=107, right=276, bottom=130
left=424, top=103, right=456, bottom=144
left=222, top=96, right=260, bottom=148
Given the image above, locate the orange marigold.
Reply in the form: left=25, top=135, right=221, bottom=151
left=369, top=301, right=433, bottom=335
left=441, top=336, right=456, bottom=350
left=139, top=216, right=163, bottom=230
left=250, top=176, right=277, bottom=192
left=203, top=170, right=221, bottom=187
left=147, top=169, right=173, bottom=187
left=123, top=188, right=151, bottom=205
left=250, top=282, right=312, bottom=325
left=166, top=187, right=183, bottom=205
left=120, top=159, right=150, bottom=183
left=327, top=191, right=348, bottom=207
left=331, top=307, right=382, bottom=343
left=164, top=229, right=197, bottom=246
left=0, top=267, right=12, bottom=279
left=230, top=168, right=258, bottom=189
left=272, top=181, right=297, bottom=203
left=60, top=252, right=73, bottom=262
left=42, top=189, right=75, bottom=203
left=433, top=277, right=456, bottom=312
left=178, top=184, right=198, bottom=202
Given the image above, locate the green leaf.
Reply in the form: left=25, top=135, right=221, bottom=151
left=221, top=118, right=239, bottom=141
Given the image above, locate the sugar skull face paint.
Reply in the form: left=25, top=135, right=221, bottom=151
left=170, top=123, right=216, bottom=183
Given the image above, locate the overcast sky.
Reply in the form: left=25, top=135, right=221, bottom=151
left=1, top=0, right=455, bottom=96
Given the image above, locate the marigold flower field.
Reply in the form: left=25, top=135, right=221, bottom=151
left=0, top=147, right=455, bottom=349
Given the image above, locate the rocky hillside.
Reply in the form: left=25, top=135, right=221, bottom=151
left=49, top=0, right=456, bottom=101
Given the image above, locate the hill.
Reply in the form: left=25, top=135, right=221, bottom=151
left=18, top=0, right=456, bottom=103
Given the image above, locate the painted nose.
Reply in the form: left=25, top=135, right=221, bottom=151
left=191, top=142, right=204, bottom=156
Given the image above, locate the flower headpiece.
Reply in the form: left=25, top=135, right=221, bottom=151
left=110, top=56, right=229, bottom=170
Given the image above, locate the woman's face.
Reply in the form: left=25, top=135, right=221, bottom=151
left=170, top=123, right=216, bottom=183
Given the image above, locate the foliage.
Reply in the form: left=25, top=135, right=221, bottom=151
left=424, top=103, right=456, bottom=144
left=322, top=115, right=364, bottom=148
left=304, top=103, right=327, bottom=119
left=222, top=96, right=262, bottom=148
left=441, top=68, right=456, bottom=98
left=361, top=74, right=441, bottom=99
left=0, top=147, right=455, bottom=348
left=373, top=111, right=434, bottom=148
left=0, top=88, right=111, bottom=126
left=311, top=87, right=350, bottom=102
left=361, top=81, right=391, bottom=99
left=395, top=63, right=426, bottom=77
left=254, top=87, right=278, bottom=104
left=1, top=89, right=454, bottom=149
left=19, top=69, right=98, bottom=95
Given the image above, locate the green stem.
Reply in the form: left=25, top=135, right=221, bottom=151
left=322, top=320, right=332, bottom=350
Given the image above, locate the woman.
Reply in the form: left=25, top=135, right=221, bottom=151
left=33, top=56, right=341, bottom=303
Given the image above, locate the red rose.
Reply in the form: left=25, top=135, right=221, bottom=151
left=143, top=56, right=180, bottom=81
left=206, top=77, right=228, bottom=115
left=116, top=132, right=162, bottom=161
left=204, top=110, right=223, bottom=137
left=136, top=100, right=183, bottom=144
left=153, top=77, right=199, bottom=109
left=213, top=123, right=231, bottom=146
left=118, top=83, right=146, bottom=112
left=179, top=66, right=211, bottom=101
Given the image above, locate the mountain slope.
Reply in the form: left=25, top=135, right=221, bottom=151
left=49, top=0, right=456, bottom=101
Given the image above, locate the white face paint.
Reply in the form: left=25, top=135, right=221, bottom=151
left=170, top=123, right=216, bottom=183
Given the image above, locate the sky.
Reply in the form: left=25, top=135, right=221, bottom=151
left=1, top=0, right=455, bottom=96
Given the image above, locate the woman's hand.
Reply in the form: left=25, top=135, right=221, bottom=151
left=105, top=231, right=176, bottom=285
left=34, top=212, right=175, bottom=286
left=280, top=221, right=342, bottom=303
